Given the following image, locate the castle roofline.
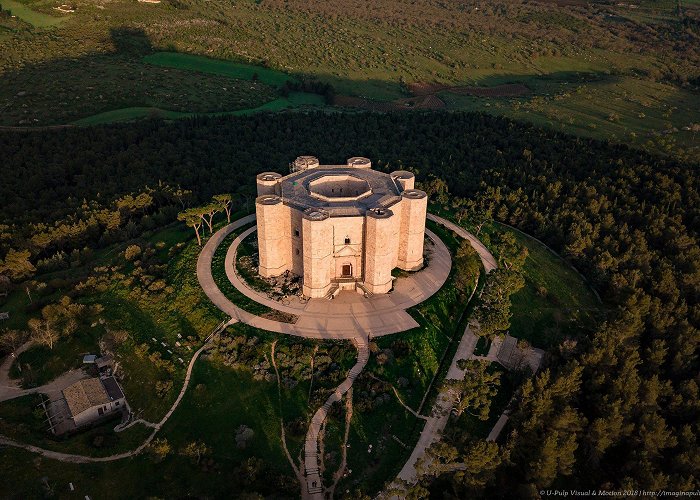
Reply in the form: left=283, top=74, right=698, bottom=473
left=277, top=162, right=404, bottom=217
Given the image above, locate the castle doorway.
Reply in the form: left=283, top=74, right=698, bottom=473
left=341, top=264, right=352, bottom=277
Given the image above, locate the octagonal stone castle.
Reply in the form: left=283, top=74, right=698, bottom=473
left=255, top=156, right=428, bottom=298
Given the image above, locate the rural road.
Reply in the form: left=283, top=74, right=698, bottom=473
left=386, top=213, right=497, bottom=492
left=0, top=341, right=88, bottom=404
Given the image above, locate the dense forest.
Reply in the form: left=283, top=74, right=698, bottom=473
left=0, top=111, right=698, bottom=495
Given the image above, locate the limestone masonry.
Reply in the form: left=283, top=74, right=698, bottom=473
left=255, top=156, right=428, bottom=298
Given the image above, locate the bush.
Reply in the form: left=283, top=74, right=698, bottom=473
left=124, top=244, right=142, bottom=261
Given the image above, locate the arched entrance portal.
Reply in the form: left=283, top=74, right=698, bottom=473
left=341, top=263, right=353, bottom=278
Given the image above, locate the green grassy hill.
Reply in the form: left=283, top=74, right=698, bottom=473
left=0, top=0, right=697, bottom=159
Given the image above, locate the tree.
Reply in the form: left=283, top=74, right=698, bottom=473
left=0, top=248, right=36, bottom=281
left=0, top=329, right=28, bottom=355
left=171, top=187, right=193, bottom=208
left=447, top=359, right=501, bottom=419
left=198, top=203, right=220, bottom=234
left=213, top=194, right=233, bottom=223
left=454, top=240, right=481, bottom=298
left=417, top=440, right=504, bottom=490
left=41, top=296, right=86, bottom=338
left=492, top=231, right=528, bottom=270
left=180, top=440, right=210, bottom=464
left=149, top=438, right=171, bottom=462
left=178, top=209, right=203, bottom=246
left=28, top=318, right=59, bottom=350
left=474, top=269, right=525, bottom=338
left=124, top=244, right=142, bottom=261
left=421, top=175, right=449, bottom=205
left=459, top=198, right=494, bottom=236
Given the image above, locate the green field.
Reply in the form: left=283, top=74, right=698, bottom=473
left=72, top=91, right=326, bottom=125
left=496, top=223, right=603, bottom=348
left=10, top=326, right=102, bottom=388
left=1, top=0, right=64, bottom=27
left=144, top=52, right=295, bottom=87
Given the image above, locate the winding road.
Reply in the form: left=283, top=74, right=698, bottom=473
left=387, top=214, right=498, bottom=493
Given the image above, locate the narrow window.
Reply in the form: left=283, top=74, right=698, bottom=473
left=296, top=248, right=300, bottom=255
left=345, top=237, right=351, bottom=244
left=294, top=229, right=299, bottom=237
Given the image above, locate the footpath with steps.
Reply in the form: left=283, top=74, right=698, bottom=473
left=303, top=334, right=370, bottom=498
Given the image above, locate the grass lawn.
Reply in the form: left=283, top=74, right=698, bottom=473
left=235, top=231, right=273, bottom=294
left=144, top=52, right=296, bottom=87
left=337, top=396, right=418, bottom=495
left=210, top=224, right=276, bottom=317
left=1, top=0, right=64, bottom=27
left=428, top=208, right=603, bottom=348
left=160, top=357, right=306, bottom=472
left=494, top=223, right=603, bottom=348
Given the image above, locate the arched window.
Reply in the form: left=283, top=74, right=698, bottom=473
left=345, top=236, right=351, bottom=244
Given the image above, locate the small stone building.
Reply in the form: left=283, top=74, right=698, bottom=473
left=255, top=156, right=428, bottom=298
left=62, top=376, right=125, bottom=428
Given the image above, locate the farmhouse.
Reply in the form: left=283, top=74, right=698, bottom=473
left=61, top=376, right=125, bottom=428
left=255, top=156, right=428, bottom=298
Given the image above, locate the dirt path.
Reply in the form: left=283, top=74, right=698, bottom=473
left=0, top=341, right=89, bottom=404
left=270, top=340, right=304, bottom=486
left=367, top=372, right=427, bottom=421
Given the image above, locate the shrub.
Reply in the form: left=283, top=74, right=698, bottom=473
left=124, top=244, right=142, bottom=261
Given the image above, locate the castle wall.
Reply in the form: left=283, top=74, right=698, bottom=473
left=397, top=190, right=427, bottom=271
left=256, top=196, right=292, bottom=277
left=254, top=158, right=429, bottom=297
left=302, top=212, right=333, bottom=298
left=290, top=208, right=304, bottom=276
left=364, top=208, right=399, bottom=294
left=330, top=217, right=364, bottom=280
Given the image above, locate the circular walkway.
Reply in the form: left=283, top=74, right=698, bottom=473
left=196, top=214, right=452, bottom=339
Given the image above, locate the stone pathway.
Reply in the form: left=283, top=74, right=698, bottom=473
left=303, top=333, right=369, bottom=498
left=394, top=326, right=480, bottom=486
left=426, top=213, right=498, bottom=272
